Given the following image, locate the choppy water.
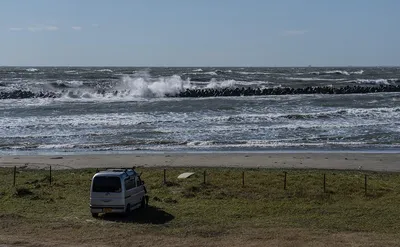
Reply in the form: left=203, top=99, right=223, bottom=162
left=0, top=67, right=399, bottom=154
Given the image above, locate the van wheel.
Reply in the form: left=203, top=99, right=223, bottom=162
left=140, top=197, right=146, bottom=209
left=125, top=204, right=131, bottom=216
left=92, top=213, right=99, bottom=218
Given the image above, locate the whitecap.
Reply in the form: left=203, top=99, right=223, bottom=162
left=26, top=68, right=39, bottom=72
left=96, top=69, right=113, bottom=73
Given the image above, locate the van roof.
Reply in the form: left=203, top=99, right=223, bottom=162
left=94, top=169, right=137, bottom=178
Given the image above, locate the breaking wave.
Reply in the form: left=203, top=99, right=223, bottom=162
left=353, top=79, right=397, bottom=85
left=116, top=74, right=192, bottom=97
left=1, top=69, right=400, bottom=101
left=26, top=68, right=39, bottom=72
left=224, top=107, right=400, bottom=122
left=285, top=77, right=346, bottom=82
left=238, top=71, right=272, bottom=75
left=96, top=69, right=113, bottom=73
left=64, top=70, right=78, bottom=74
left=58, top=73, right=247, bottom=99
left=50, top=80, right=84, bottom=88
left=311, top=70, right=364, bottom=76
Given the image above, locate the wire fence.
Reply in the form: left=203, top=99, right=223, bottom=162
left=1, top=166, right=398, bottom=198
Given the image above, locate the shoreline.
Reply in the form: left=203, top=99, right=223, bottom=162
left=1, top=152, right=399, bottom=172
left=1, top=148, right=400, bottom=156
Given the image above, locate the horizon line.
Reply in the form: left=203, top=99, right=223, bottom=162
left=1, top=65, right=400, bottom=68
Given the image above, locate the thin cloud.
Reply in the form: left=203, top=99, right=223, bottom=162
left=9, top=27, right=24, bottom=31
left=282, top=30, right=308, bottom=36
left=72, top=26, right=82, bottom=31
left=28, top=25, right=59, bottom=32
left=92, top=24, right=99, bottom=28
left=46, top=26, right=59, bottom=31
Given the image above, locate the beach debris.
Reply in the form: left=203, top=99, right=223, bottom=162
left=50, top=156, right=63, bottom=159
left=177, top=172, right=195, bottom=179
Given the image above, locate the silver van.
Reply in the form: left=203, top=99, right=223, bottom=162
left=90, top=168, right=147, bottom=217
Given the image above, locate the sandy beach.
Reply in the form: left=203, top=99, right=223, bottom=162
left=0, top=152, right=399, bottom=171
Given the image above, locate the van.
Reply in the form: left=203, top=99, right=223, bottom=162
left=89, top=168, right=147, bottom=217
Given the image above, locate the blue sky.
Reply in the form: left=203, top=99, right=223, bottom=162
left=1, top=0, right=399, bottom=66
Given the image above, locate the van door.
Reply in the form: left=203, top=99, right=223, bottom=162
left=124, top=176, right=136, bottom=208
left=91, top=176, right=124, bottom=209
left=132, top=175, right=146, bottom=207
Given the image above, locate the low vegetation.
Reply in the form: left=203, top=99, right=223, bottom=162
left=1, top=167, right=400, bottom=246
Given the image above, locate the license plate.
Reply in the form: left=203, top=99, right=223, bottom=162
left=103, top=208, right=112, bottom=213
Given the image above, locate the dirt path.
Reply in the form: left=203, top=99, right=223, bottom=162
left=1, top=227, right=400, bottom=247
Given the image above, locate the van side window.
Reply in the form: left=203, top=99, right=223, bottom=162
left=125, top=177, right=135, bottom=190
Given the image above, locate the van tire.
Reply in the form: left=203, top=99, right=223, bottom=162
left=92, top=213, right=99, bottom=218
left=125, top=204, right=131, bottom=216
left=140, top=197, right=146, bottom=209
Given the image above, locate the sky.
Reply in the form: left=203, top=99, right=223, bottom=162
left=1, top=0, right=399, bottom=67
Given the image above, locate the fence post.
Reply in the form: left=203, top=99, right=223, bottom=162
left=13, top=166, right=16, bottom=187
left=284, top=171, right=287, bottom=190
left=49, top=165, right=52, bottom=185
left=364, top=174, right=367, bottom=196
left=203, top=170, right=206, bottom=184
left=163, top=169, right=166, bottom=184
left=242, top=171, right=245, bottom=187
left=323, top=173, right=326, bottom=193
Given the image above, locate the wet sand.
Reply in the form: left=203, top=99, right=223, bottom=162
left=0, top=153, right=399, bottom=171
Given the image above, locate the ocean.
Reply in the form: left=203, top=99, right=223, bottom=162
left=0, top=67, right=399, bottom=154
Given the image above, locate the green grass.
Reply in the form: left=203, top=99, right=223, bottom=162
left=1, top=167, right=400, bottom=237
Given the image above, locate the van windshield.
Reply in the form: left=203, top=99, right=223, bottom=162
left=92, top=176, right=122, bottom=193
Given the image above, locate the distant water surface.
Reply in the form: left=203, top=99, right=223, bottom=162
left=0, top=67, right=399, bottom=154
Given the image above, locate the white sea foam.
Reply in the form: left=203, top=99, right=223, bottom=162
left=311, top=70, right=364, bottom=76
left=239, top=71, right=273, bottom=75
left=204, top=107, right=400, bottom=127
left=37, top=144, right=77, bottom=149
left=184, top=140, right=369, bottom=149
left=187, top=141, right=216, bottom=146
left=53, top=80, right=84, bottom=88
left=355, top=79, right=392, bottom=85
left=0, top=113, right=156, bottom=132
left=96, top=69, right=113, bottom=73
left=317, top=70, right=349, bottom=75
left=192, top=68, right=203, bottom=72
left=205, top=79, right=236, bottom=89
left=352, top=70, right=364, bottom=75
left=26, top=68, right=39, bottom=72
left=117, top=74, right=193, bottom=97
left=64, top=70, right=78, bottom=74
left=284, top=77, right=346, bottom=82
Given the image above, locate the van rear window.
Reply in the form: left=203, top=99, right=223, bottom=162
left=92, top=177, right=122, bottom=193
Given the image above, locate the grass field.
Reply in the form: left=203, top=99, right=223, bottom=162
left=1, top=167, right=400, bottom=246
